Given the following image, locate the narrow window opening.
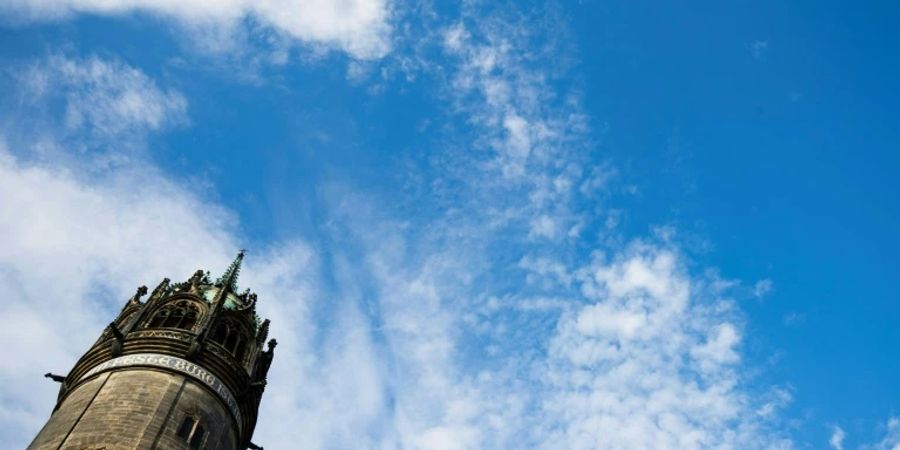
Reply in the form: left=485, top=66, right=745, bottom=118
left=210, top=319, right=247, bottom=359
left=176, top=416, right=194, bottom=439
left=224, top=329, right=239, bottom=351
left=234, top=338, right=246, bottom=362
left=189, top=424, right=206, bottom=449
left=177, top=415, right=207, bottom=449
left=211, top=323, right=228, bottom=342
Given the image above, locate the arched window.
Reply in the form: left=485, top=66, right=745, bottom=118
left=210, top=319, right=246, bottom=361
left=224, top=329, right=239, bottom=350
left=182, top=308, right=198, bottom=330
left=163, top=308, right=184, bottom=328
left=147, top=301, right=201, bottom=331
left=148, top=309, right=169, bottom=328
left=210, top=322, right=225, bottom=342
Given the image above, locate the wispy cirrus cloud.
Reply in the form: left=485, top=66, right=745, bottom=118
left=868, top=418, right=900, bottom=450
left=0, top=4, right=806, bottom=450
left=834, top=417, right=900, bottom=450
left=3, top=55, right=188, bottom=166
left=368, top=4, right=796, bottom=448
left=831, top=426, right=846, bottom=450
left=1, top=0, right=391, bottom=59
left=228, top=4, right=797, bottom=449
left=17, top=55, right=187, bottom=138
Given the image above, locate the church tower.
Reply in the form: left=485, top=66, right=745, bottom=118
left=28, top=252, right=275, bottom=450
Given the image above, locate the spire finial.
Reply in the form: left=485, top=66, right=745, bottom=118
left=215, top=250, right=245, bottom=294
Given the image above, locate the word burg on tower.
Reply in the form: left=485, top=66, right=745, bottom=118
left=29, top=252, right=275, bottom=450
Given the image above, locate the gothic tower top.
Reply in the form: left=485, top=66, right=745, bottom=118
left=28, top=252, right=276, bottom=450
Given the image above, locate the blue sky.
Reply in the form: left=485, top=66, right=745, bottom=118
left=0, top=1, right=898, bottom=449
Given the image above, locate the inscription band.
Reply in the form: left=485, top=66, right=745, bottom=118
left=79, top=353, right=242, bottom=428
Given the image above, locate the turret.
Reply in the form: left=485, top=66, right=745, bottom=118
left=28, top=252, right=274, bottom=450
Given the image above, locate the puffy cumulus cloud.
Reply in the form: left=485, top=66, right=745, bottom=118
left=542, top=244, right=791, bottom=449
left=1, top=0, right=391, bottom=59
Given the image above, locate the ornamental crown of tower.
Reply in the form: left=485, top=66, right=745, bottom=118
left=29, top=251, right=276, bottom=450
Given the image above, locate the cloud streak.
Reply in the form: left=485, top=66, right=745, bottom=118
left=18, top=55, right=188, bottom=138
left=0, top=4, right=803, bottom=450
left=869, top=418, right=900, bottom=450
left=831, top=426, right=846, bottom=450
left=1, top=0, right=391, bottom=59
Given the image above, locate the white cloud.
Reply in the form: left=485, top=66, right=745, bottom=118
left=501, top=113, right=532, bottom=176
left=830, top=426, right=846, bottom=450
left=0, top=146, right=238, bottom=445
left=0, top=55, right=387, bottom=450
left=418, top=7, right=795, bottom=448
left=690, top=322, right=741, bottom=373
left=0, top=4, right=806, bottom=450
left=753, top=278, right=773, bottom=298
left=519, top=255, right=572, bottom=287
left=21, top=55, right=187, bottom=136
left=10, top=55, right=188, bottom=163
left=0, top=141, right=400, bottom=450
left=333, top=195, right=490, bottom=449
left=869, top=417, right=900, bottom=450
left=542, top=245, right=789, bottom=449
left=529, top=214, right=559, bottom=240
left=436, top=14, right=593, bottom=259
left=750, top=40, right=769, bottom=59
left=2, top=0, right=391, bottom=59
left=442, top=21, right=555, bottom=180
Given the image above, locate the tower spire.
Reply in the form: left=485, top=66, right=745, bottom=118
left=215, top=250, right=245, bottom=294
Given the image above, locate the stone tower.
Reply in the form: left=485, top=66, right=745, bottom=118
left=28, top=252, right=276, bottom=450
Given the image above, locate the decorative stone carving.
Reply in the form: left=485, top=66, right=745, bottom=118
left=130, top=329, right=194, bottom=342
left=126, top=285, right=148, bottom=307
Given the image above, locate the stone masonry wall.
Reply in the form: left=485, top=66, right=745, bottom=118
left=27, top=369, right=237, bottom=450
left=28, top=373, right=111, bottom=450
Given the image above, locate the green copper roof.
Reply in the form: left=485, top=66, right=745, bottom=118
left=202, top=286, right=242, bottom=309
